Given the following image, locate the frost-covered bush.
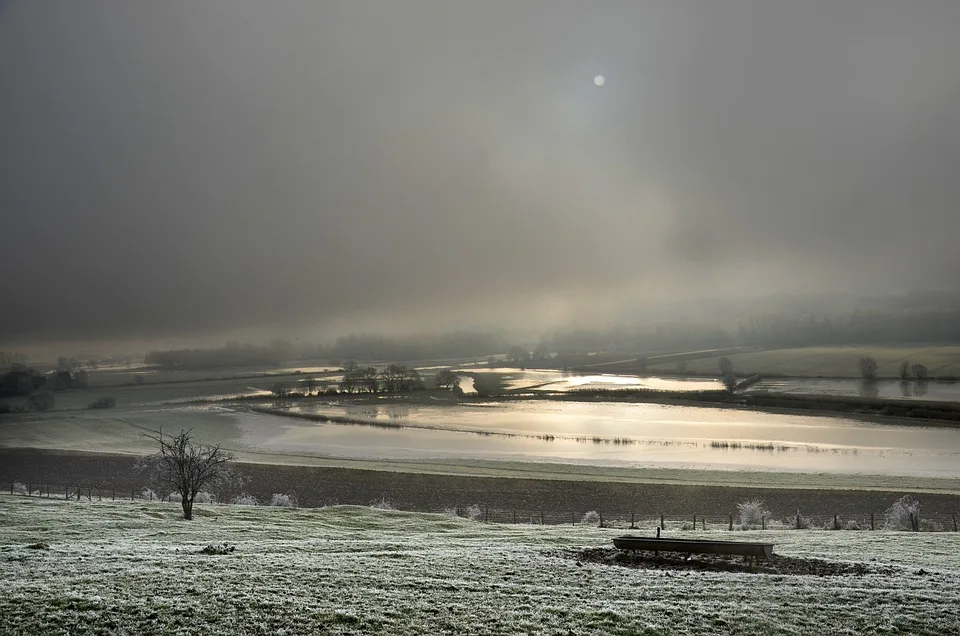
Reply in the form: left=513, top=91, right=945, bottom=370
left=788, top=514, right=812, bottom=530
left=443, top=504, right=484, bottom=520
left=463, top=504, right=483, bottom=521
left=885, top=495, right=920, bottom=531
left=737, top=499, right=769, bottom=529
left=140, top=488, right=158, bottom=501
left=920, top=518, right=944, bottom=532
left=269, top=493, right=297, bottom=508
left=845, top=519, right=862, bottom=531
left=370, top=498, right=395, bottom=511
left=233, top=494, right=259, bottom=506
left=581, top=510, right=601, bottom=526
left=12, top=482, right=28, bottom=495
left=87, top=396, right=116, bottom=409
left=825, top=516, right=843, bottom=531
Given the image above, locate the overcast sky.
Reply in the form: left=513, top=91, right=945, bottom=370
left=2, top=1, right=959, bottom=350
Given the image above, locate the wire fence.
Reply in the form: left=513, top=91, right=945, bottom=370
left=7, top=482, right=959, bottom=533
left=427, top=507, right=960, bottom=533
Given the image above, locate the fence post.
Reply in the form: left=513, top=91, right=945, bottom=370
left=834, top=514, right=839, bottom=530
left=693, top=514, right=696, bottom=530
left=796, top=514, right=800, bottom=530
left=572, top=511, right=576, bottom=526
left=65, top=485, right=69, bottom=500
left=598, top=512, right=603, bottom=528
left=540, top=510, right=545, bottom=526
left=131, top=490, right=135, bottom=501
left=729, top=515, right=733, bottom=531
left=484, top=507, right=489, bottom=523
left=910, top=512, right=917, bottom=532
left=660, top=514, right=664, bottom=530
left=761, top=515, right=765, bottom=530
left=27, top=483, right=31, bottom=496
left=630, top=512, right=636, bottom=529
left=870, top=512, right=875, bottom=531
left=702, top=516, right=706, bottom=531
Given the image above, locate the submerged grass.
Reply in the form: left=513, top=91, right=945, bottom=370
left=1, top=495, right=959, bottom=635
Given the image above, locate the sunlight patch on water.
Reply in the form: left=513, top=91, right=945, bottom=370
left=233, top=400, right=960, bottom=478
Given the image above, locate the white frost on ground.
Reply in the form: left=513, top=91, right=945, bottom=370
left=1, top=494, right=958, bottom=635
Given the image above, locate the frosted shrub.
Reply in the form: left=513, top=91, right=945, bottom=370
left=233, top=494, right=259, bottom=506
left=464, top=504, right=484, bottom=521
left=443, top=507, right=459, bottom=517
left=140, top=488, right=158, bottom=501
left=581, top=510, right=601, bottom=526
left=884, top=495, right=920, bottom=531
left=269, top=493, right=297, bottom=508
left=167, top=491, right=180, bottom=502
left=737, top=499, right=769, bottom=529
left=194, top=491, right=215, bottom=504
left=845, top=519, right=862, bottom=531
left=370, top=498, right=395, bottom=511
left=12, top=482, right=28, bottom=495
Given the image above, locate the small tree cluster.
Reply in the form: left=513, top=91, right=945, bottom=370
left=858, top=356, right=879, bottom=380
left=433, top=369, right=461, bottom=390
left=339, top=364, right=423, bottom=394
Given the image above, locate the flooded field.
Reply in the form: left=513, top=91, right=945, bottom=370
left=750, top=378, right=960, bottom=402
left=238, top=400, right=960, bottom=478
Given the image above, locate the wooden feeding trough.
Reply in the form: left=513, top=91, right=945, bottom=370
left=613, top=536, right=774, bottom=563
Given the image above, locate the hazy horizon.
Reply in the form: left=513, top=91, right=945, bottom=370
left=3, top=1, right=959, bottom=354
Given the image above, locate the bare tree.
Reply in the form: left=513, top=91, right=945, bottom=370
left=911, top=363, right=929, bottom=381
left=899, top=360, right=910, bottom=381
left=858, top=356, right=878, bottom=380
left=142, top=428, right=234, bottom=520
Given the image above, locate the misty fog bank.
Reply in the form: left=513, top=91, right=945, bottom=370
left=2, top=2, right=958, bottom=348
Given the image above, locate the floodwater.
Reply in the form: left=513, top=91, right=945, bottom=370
left=234, top=400, right=960, bottom=478
left=750, top=378, right=960, bottom=402
left=458, top=368, right=724, bottom=392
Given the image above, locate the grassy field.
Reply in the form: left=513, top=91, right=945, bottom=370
left=1, top=495, right=958, bottom=635
left=650, top=345, right=960, bottom=379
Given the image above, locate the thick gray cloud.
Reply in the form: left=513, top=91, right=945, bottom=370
left=2, top=1, right=959, bottom=347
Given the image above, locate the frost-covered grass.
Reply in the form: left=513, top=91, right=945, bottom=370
left=1, top=495, right=959, bottom=635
